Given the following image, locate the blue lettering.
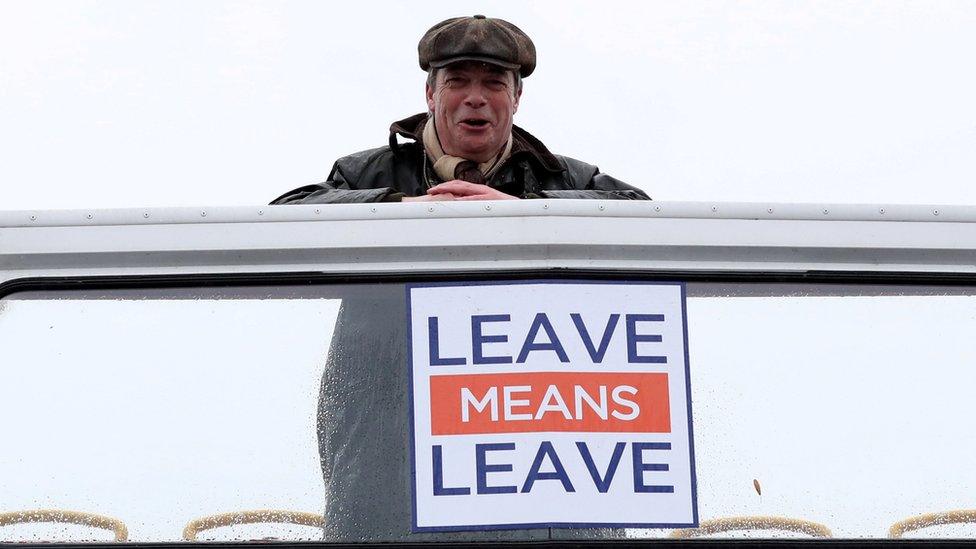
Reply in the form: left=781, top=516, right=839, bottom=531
left=432, top=445, right=470, bottom=496
left=516, top=313, right=569, bottom=363
left=576, top=441, right=625, bottom=493
left=428, top=317, right=466, bottom=366
left=571, top=313, right=620, bottom=363
left=626, top=314, right=666, bottom=364
left=472, top=315, right=513, bottom=365
left=476, top=442, right=517, bottom=494
left=521, top=441, right=575, bottom=493
left=632, top=442, right=673, bottom=493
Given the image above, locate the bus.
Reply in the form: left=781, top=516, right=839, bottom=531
left=2, top=200, right=974, bottom=543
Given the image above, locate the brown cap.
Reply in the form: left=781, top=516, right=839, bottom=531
left=418, top=15, right=536, bottom=78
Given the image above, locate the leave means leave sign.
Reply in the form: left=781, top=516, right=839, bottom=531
left=407, top=280, right=697, bottom=532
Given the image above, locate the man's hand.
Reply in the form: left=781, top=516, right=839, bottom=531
left=427, top=181, right=519, bottom=201
left=402, top=192, right=457, bottom=202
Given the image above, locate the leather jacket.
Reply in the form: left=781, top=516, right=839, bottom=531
left=271, top=113, right=650, bottom=204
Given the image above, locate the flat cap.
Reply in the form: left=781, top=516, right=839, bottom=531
left=418, top=15, right=536, bottom=78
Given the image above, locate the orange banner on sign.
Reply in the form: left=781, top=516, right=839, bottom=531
left=429, top=372, right=670, bottom=435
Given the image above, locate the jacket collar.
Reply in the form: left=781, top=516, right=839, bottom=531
left=389, top=113, right=565, bottom=174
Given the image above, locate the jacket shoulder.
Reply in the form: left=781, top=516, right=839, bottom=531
left=332, top=146, right=397, bottom=184
left=551, top=155, right=599, bottom=184
left=544, top=154, right=650, bottom=199
left=332, top=143, right=422, bottom=188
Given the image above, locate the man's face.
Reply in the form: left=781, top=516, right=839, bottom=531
left=426, top=62, right=521, bottom=163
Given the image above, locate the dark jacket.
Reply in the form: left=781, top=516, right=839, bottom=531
left=271, top=113, right=650, bottom=204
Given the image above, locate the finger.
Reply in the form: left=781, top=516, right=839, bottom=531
left=428, top=185, right=465, bottom=195
left=440, top=180, right=479, bottom=190
left=430, top=181, right=485, bottom=195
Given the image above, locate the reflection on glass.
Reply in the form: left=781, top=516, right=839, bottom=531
left=0, top=296, right=340, bottom=542
left=681, top=293, right=976, bottom=539
left=1, top=283, right=975, bottom=541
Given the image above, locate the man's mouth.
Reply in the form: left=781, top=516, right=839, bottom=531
left=460, top=118, right=491, bottom=128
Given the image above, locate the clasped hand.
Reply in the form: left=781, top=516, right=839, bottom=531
left=402, top=181, right=519, bottom=202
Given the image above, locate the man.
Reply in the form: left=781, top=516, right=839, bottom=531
left=272, top=15, right=649, bottom=205
left=284, top=17, right=633, bottom=543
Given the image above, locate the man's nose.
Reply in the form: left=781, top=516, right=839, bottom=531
left=463, top=85, right=488, bottom=108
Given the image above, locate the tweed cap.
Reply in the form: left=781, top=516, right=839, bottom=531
left=418, top=15, right=536, bottom=77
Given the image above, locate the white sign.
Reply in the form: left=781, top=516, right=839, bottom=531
left=407, top=281, right=697, bottom=531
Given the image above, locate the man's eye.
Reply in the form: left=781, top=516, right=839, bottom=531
left=486, top=80, right=507, bottom=90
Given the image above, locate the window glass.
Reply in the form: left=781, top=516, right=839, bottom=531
left=0, top=287, right=341, bottom=542
left=1, top=281, right=974, bottom=542
left=673, top=285, right=976, bottom=540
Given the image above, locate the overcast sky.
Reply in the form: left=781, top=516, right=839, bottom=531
left=2, top=0, right=975, bottom=211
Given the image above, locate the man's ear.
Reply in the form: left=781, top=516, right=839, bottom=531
left=425, top=84, right=435, bottom=113
left=513, top=86, right=522, bottom=114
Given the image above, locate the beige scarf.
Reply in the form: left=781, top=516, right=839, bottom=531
left=422, top=116, right=512, bottom=183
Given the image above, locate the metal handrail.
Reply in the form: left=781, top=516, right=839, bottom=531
left=889, top=509, right=976, bottom=538
left=183, top=510, right=325, bottom=541
left=670, top=516, right=832, bottom=538
left=0, top=509, right=128, bottom=541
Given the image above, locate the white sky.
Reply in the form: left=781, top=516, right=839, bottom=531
left=2, top=0, right=976, bottom=211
